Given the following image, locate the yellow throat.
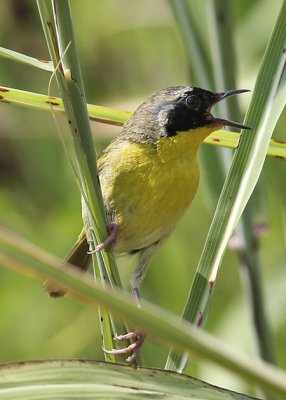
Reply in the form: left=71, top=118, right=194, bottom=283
left=99, top=124, right=220, bottom=254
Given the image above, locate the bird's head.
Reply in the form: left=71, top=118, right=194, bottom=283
left=122, top=86, right=251, bottom=143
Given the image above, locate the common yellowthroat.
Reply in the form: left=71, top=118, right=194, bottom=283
left=45, top=86, right=250, bottom=361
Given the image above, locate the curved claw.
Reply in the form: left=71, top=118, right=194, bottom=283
left=103, top=331, right=146, bottom=363
left=87, top=222, right=118, bottom=254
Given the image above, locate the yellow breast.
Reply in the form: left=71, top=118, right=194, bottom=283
left=98, top=125, right=218, bottom=254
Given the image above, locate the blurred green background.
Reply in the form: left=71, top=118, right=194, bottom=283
left=0, top=0, right=286, bottom=395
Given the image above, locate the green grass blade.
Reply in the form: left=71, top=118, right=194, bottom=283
left=0, top=360, right=260, bottom=400
left=0, top=46, right=53, bottom=71
left=0, top=85, right=131, bottom=124
left=166, top=0, right=286, bottom=372
left=1, top=85, right=285, bottom=158
left=36, top=0, right=130, bottom=362
left=208, top=0, right=275, bottom=372
left=1, top=226, right=286, bottom=398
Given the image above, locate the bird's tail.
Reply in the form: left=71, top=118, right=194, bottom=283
left=44, top=228, right=90, bottom=298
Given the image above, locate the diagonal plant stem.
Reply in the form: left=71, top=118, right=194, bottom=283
left=36, top=0, right=133, bottom=363
left=0, top=46, right=54, bottom=71
left=166, top=0, right=286, bottom=372
left=1, top=226, right=286, bottom=398
left=207, top=0, right=276, bottom=369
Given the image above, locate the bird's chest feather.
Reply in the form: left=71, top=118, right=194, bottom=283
left=99, top=131, right=205, bottom=253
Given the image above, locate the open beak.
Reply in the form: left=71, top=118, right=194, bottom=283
left=211, top=89, right=252, bottom=130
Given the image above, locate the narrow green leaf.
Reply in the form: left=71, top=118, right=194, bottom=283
left=208, top=0, right=276, bottom=371
left=0, top=86, right=131, bottom=124
left=0, top=46, right=53, bottom=71
left=36, top=0, right=129, bottom=362
left=1, top=226, right=286, bottom=398
left=0, top=360, right=259, bottom=400
left=166, top=0, right=286, bottom=371
left=0, top=86, right=285, bottom=158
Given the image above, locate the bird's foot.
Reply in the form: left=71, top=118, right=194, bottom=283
left=88, top=222, right=118, bottom=253
left=103, top=331, right=146, bottom=363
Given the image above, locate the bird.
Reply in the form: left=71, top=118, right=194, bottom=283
left=44, top=86, right=250, bottom=362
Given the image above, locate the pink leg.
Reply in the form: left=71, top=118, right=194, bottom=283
left=88, top=222, right=118, bottom=253
left=103, top=331, right=146, bottom=363
left=91, top=223, right=146, bottom=362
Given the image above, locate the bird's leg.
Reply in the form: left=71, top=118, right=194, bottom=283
left=103, top=331, right=146, bottom=363
left=102, top=281, right=147, bottom=363
left=88, top=222, right=118, bottom=253
left=103, top=246, right=158, bottom=362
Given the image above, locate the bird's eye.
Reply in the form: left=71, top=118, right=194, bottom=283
left=186, top=95, right=201, bottom=111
